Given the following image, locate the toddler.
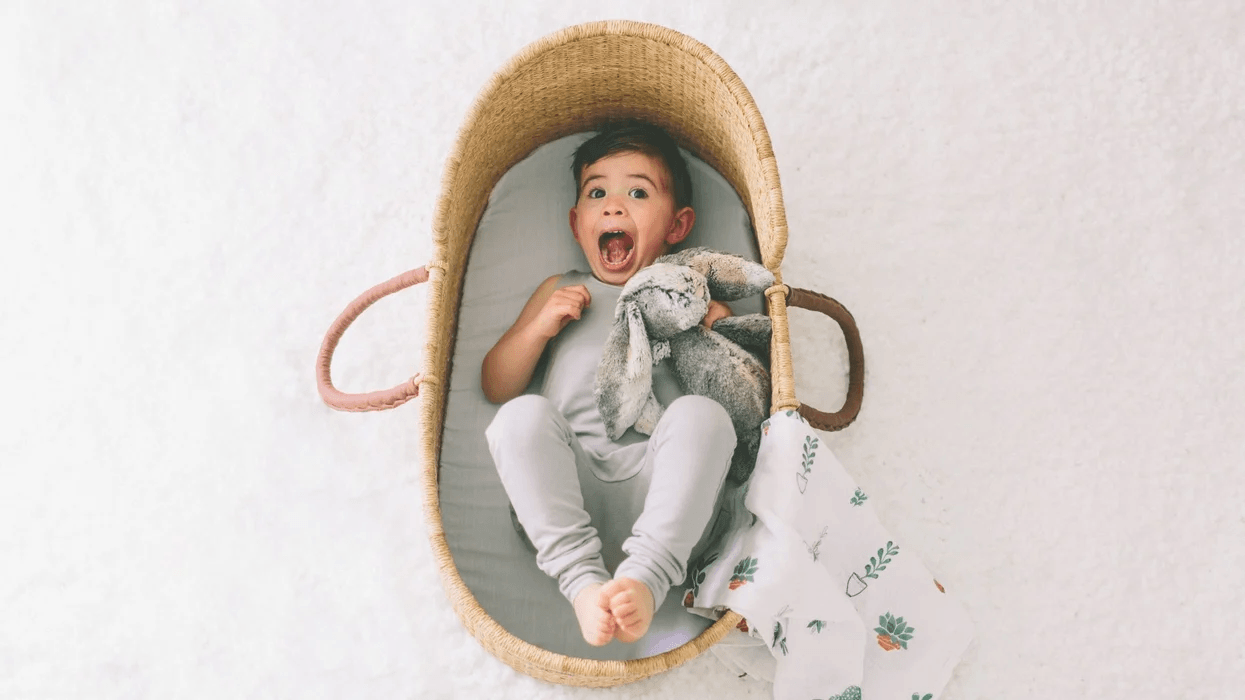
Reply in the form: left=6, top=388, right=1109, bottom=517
left=482, top=121, right=737, bottom=646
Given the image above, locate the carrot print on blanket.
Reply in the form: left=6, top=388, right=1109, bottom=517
left=728, top=556, right=758, bottom=589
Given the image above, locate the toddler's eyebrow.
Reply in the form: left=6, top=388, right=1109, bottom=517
left=580, top=174, right=660, bottom=191
left=627, top=174, right=659, bottom=189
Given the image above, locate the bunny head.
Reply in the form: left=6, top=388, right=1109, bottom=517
left=656, top=247, right=775, bottom=301
left=620, top=263, right=709, bottom=339
left=594, top=249, right=774, bottom=441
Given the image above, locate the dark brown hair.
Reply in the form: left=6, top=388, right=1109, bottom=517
left=571, top=120, right=692, bottom=209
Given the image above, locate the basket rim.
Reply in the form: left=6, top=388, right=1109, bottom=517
left=431, top=19, right=786, bottom=267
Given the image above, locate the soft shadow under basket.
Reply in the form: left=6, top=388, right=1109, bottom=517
left=315, top=20, right=865, bottom=687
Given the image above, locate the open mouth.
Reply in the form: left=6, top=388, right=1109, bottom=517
left=598, top=230, right=635, bottom=271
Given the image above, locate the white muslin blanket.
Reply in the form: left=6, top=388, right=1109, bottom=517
left=686, top=411, right=974, bottom=699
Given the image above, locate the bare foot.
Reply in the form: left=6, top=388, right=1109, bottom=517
left=573, top=583, right=615, bottom=646
left=600, top=578, right=655, bottom=643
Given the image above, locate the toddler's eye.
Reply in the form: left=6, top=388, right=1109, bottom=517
left=587, top=187, right=605, bottom=199
left=629, top=188, right=648, bottom=199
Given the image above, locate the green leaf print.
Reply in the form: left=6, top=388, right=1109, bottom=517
left=782, top=409, right=808, bottom=424
left=807, top=619, right=827, bottom=633
left=796, top=435, right=819, bottom=493
left=689, top=552, right=718, bottom=592
left=862, top=541, right=899, bottom=580
left=912, top=694, right=933, bottom=700
left=802, top=436, right=818, bottom=472
left=850, top=487, right=868, bottom=506
left=804, top=526, right=828, bottom=562
left=771, top=621, right=788, bottom=656
left=827, top=686, right=862, bottom=700
left=683, top=551, right=720, bottom=606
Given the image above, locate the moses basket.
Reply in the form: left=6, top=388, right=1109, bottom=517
left=315, top=19, right=865, bottom=687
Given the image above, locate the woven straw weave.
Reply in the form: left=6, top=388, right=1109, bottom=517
left=418, top=20, right=800, bottom=686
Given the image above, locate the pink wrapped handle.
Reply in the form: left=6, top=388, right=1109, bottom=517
left=316, top=266, right=430, bottom=412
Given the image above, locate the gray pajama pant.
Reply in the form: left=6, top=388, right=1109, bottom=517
left=485, top=394, right=736, bottom=610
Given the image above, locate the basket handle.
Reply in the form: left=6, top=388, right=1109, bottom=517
left=786, top=287, right=865, bottom=431
left=316, top=266, right=430, bottom=412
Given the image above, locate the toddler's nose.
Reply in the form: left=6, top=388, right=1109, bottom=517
left=602, top=192, right=627, bottom=216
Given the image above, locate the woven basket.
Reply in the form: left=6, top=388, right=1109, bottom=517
left=315, top=20, right=865, bottom=687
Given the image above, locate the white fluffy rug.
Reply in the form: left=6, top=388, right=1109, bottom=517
left=4, top=2, right=1242, bottom=698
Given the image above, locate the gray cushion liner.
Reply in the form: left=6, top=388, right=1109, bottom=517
left=439, top=133, right=762, bottom=660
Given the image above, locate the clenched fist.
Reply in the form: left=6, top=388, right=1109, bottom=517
left=529, top=284, right=592, bottom=339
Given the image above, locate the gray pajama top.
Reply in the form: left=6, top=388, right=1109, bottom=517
left=538, top=270, right=684, bottom=482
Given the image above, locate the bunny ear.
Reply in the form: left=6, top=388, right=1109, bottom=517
left=594, top=300, right=654, bottom=440
left=656, top=247, right=774, bottom=301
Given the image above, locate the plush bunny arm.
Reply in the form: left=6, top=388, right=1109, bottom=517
left=711, top=314, right=772, bottom=355
left=594, top=300, right=654, bottom=440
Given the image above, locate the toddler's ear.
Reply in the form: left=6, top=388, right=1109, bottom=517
left=663, top=206, right=695, bottom=245
left=569, top=207, right=582, bottom=242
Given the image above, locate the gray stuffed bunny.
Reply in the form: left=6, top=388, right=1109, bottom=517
left=594, top=247, right=775, bottom=484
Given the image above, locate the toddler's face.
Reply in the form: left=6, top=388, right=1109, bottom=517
left=569, top=151, right=694, bottom=286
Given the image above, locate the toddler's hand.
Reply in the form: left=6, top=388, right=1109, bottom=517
left=530, top=284, right=591, bottom=339
left=702, top=300, right=732, bottom=328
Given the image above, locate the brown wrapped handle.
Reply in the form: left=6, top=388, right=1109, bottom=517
left=787, top=287, right=865, bottom=431
left=316, top=266, right=429, bottom=412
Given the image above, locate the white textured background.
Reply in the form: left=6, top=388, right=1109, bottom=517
left=4, top=2, right=1243, bottom=698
